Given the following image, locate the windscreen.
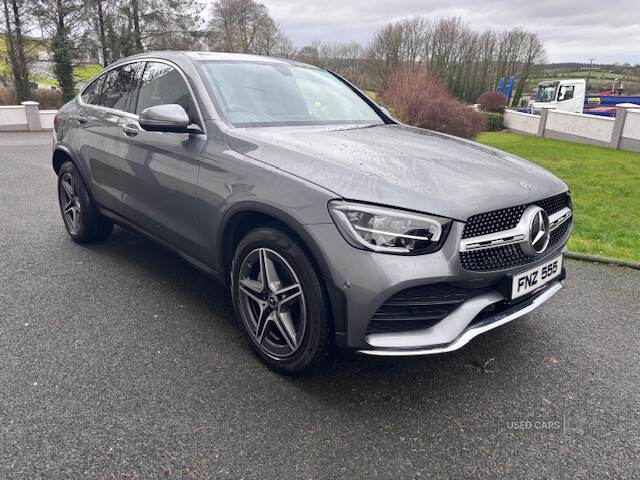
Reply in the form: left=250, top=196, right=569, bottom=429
left=534, top=84, right=558, bottom=102
left=200, top=61, right=383, bottom=127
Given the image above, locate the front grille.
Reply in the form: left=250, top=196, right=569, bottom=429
left=460, top=221, right=571, bottom=271
left=367, top=284, right=487, bottom=334
left=460, top=193, right=572, bottom=272
left=461, top=204, right=527, bottom=239
left=462, top=192, right=571, bottom=239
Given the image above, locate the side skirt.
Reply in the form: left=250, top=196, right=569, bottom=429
left=98, top=206, right=227, bottom=285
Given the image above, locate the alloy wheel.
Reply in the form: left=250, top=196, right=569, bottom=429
left=237, top=248, right=307, bottom=359
left=60, top=172, right=81, bottom=234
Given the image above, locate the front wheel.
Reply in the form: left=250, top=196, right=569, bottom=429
left=231, top=227, right=333, bottom=374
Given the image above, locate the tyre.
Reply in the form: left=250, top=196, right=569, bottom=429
left=57, top=161, right=113, bottom=244
left=231, top=227, right=333, bottom=374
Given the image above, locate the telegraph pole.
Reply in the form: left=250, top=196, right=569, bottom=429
left=586, top=58, right=595, bottom=93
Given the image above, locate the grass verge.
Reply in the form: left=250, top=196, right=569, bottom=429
left=477, top=132, right=639, bottom=263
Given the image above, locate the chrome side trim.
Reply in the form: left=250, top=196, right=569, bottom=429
left=459, top=206, right=572, bottom=253
left=358, top=281, right=563, bottom=356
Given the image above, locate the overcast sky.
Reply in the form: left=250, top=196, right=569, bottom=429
left=261, top=0, right=640, bottom=65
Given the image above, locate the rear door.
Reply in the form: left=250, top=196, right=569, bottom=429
left=72, top=73, right=120, bottom=211
left=74, top=63, right=140, bottom=212
left=119, top=61, right=206, bottom=255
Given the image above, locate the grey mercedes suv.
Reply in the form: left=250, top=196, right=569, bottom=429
left=52, top=51, right=572, bottom=373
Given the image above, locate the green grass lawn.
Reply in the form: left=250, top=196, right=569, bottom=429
left=73, top=64, right=103, bottom=82
left=477, top=132, right=640, bottom=263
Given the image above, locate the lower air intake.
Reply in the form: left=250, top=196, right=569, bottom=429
left=367, top=284, right=488, bottom=334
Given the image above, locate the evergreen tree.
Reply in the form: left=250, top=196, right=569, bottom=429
left=32, top=0, right=84, bottom=103
left=51, top=28, right=74, bottom=102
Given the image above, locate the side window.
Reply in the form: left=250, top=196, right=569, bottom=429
left=135, top=62, right=196, bottom=122
left=97, top=64, right=138, bottom=110
left=557, top=85, right=575, bottom=101
left=81, top=75, right=105, bottom=105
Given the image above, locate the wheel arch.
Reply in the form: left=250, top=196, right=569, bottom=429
left=219, top=202, right=347, bottom=337
left=219, top=203, right=328, bottom=281
left=52, top=146, right=75, bottom=175
left=52, top=146, right=101, bottom=212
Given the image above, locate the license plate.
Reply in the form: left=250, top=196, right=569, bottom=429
left=510, top=255, right=563, bottom=299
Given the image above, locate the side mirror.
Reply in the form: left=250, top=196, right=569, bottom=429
left=138, top=104, right=202, bottom=134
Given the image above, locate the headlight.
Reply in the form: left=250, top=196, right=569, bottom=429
left=328, top=201, right=451, bottom=254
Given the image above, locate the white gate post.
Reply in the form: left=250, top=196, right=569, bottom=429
left=610, top=103, right=637, bottom=149
left=537, top=106, right=555, bottom=137
left=22, top=101, right=42, bottom=131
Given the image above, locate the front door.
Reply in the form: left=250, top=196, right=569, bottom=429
left=118, top=61, right=206, bottom=256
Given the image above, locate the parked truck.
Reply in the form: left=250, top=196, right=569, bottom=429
left=531, top=79, right=586, bottom=113
left=527, top=79, right=640, bottom=116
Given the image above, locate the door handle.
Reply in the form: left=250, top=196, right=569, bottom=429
left=122, top=123, right=139, bottom=136
left=71, top=114, right=88, bottom=124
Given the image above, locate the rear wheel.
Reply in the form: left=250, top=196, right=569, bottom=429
left=57, top=161, right=113, bottom=243
left=231, top=227, right=333, bottom=374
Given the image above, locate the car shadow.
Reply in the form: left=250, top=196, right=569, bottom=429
left=84, top=225, right=546, bottom=403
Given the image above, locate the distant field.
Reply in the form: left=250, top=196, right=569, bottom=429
left=532, top=71, right=640, bottom=82
left=527, top=70, right=640, bottom=95
left=32, top=65, right=103, bottom=87
left=1, top=36, right=101, bottom=89
left=477, top=132, right=640, bottom=263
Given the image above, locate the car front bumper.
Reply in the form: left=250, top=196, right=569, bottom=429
left=358, top=280, right=563, bottom=356
left=305, top=221, right=567, bottom=354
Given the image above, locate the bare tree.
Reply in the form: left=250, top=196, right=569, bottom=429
left=208, top=0, right=289, bottom=56
left=338, top=42, right=366, bottom=85
left=512, top=32, right=545, bottom=104
left=122, top=0, right=203, bottom=52
left=86, top=0, right=114, bottom=65
left=130, top=0, right=142, bottom=50
left=296, top=41, right=320, bottom=66
left=1, top=0, right=30, bottom=101
left=296, top=40, right=367, bottom=85
left=272, top=34, right=295, bottom=58
left=368, top=15, right=545, bottom=103
left=23, top=3, right=545, bottom=106
left=367, top=17, right=429, bottom=87
left=368, top=22, right=405, bottom=87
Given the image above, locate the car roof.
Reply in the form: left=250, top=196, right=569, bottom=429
left=112, top=50, right=315, bottom=69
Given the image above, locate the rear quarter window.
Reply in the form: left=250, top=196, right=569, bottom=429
left=97, top=64, right=139, bottom=111
left=81, top=75, right=105, bottom=105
